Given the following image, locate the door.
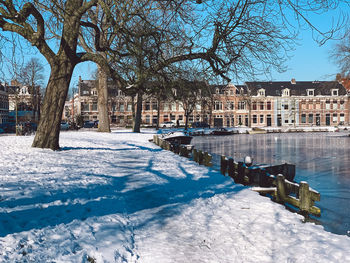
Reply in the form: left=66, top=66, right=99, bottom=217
left=267, top=115, right=272, bottom=126
left=326, top=114, right=330, bottom=126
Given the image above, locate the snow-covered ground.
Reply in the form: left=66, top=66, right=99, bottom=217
left=0, top=130, right=349, bottom=263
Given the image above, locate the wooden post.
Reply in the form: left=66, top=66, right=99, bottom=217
left=236, top=162, right=245, bottom=184
left=276, top=174, right=286, bottom=203
left=220, top=155, right=227, bottom=175
left=193, top=148, right=198, bottom=162
left=299, top=181, right=311, bottom=215
left=198, top=150, right=204, bottom=165
left=203, top=152, right=212, bottom=167
left=180, top=146, right=188, bottom=157
left=228, top=158, right=235, bottom=179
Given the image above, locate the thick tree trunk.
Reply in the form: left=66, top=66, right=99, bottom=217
left=32, top=62, right=74, bottom=150
left=97, top=66, right=111, bottom=132
left=133, top=91, right=143, bottom=133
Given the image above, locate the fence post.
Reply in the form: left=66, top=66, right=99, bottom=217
left=220, top=155, right=227, bottom=175
left=203, top=152, right=212, bottom=167
left=198, top=150, right=204, bottom=165
left=228, top=158, right=235, bottom=179
left=179, top=146, right=188, bottom=157
left=276, top=174, right=286, bottom=203
left=299, top=181, right=311, bottom=215
left=193, top=148, right=198, bottom=162
left=236, top=162, right=245, bottom=184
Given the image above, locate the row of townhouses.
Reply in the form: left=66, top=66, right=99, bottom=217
left=63, top=77, right=350, bottom=128
left=0, top=80, right=41, bottom=125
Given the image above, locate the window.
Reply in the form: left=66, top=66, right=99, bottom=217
left=145, top=101, right=151, bottom=111
left=112, top=103, right=117, bottom=111
left=260, top=115, right=264, bottom=124
left=119, top=103, right=124, bottom=112
left=283, top=104, right=289, bottom=110
left=282, top=89, right=290, bottom=96
left=145, top=115, right=150, bottom=124
left=259, top=101, right=264, bottom=110
left=301, top=103, right=306, bottom=110
left=315, top=103, right=321, bottom=110
left=252, top=115, right=257, bottom=124
left=252, top=101, right=257, bottom=110
left=230, top=89, right=235, bottom=96
left=265, top=101, right=271, bottom=110
left=215, top=101, right=223, bottom=110
left=238, top=115, right=243, bottom=125
left=152, top=101, right=158, bottom=111
left=333, top=100, right=338, bottom=110
left=307, top=89, right=314, bottom=96
left=301, top=114, right=306, bottom=124
left=163, top=103, right=169, bottom=111
left=258, top=89, right=265, bottom=96
left=340, top=113, right=345, bottom=123
left=238, top=101, right=246, bottom=110
left=227, top=101, right=234, bottom=110
left=332, top=89, right=338, bottom=96
left=308, top=104, right=313, bottom=110
left=333, top=113, right=338, bottom=123
left=171, top=103, right=176, bottom=111
left=308, top=114, right=313, bottom=124
left=325, top=100, right=330, bottom=110
left=92, top=103, right=97, bottom=111
left=340, top=100, right=345, bottom=110
left=163, top=114, right=168, bottom=121
left=127, top=103, right=132, bottom=111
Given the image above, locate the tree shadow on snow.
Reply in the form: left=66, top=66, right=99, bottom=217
left=0, top=143, right=244, bottom=237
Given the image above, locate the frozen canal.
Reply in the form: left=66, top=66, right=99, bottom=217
left=192, top=132, right=350, bottom=237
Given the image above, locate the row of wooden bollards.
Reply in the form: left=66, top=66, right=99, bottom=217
left=153, top=135, right=213, bottom=167
left=219, top=155, right=321, bottom=217
left=153, top=135, right=321, bottom=217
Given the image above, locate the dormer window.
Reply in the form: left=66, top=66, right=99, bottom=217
left=282, top=88, right=290, bottom=97
left=258, top=88, right=265, bottom=96
left=307, top=89, right=314, bottom=96
left=216, top=88, right=220, bottom=94
left=332, top=89, right=338, bottom=96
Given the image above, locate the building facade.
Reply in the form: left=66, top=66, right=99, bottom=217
left=7, top=83, right=41, bottom=123
left=66, top=78, right=350, bottom=128
left=0, top=83, right=9, bottom=124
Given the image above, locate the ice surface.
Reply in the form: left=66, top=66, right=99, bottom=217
left=192, top=132, right=350, bottom=236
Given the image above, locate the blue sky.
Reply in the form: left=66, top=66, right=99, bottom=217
left=1, top=4, right=345, bottom=90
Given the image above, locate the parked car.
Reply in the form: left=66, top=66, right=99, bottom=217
left=160, top=121, right=175, bottom=128
left=191, top=122, right=210, bottom=128
left=0, top=128, right=4, bottom=134
left=60, top=122, right=70, bottom=130
left=83, top=121, right=95, bottom=128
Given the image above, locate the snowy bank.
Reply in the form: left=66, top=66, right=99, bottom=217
left=0, top=130, right=349, bottom=262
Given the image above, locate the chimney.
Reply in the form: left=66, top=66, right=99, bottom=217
left=291, top=78, right=296, bottom=84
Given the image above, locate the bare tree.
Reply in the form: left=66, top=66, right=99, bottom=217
left=1, top=0, right=348, bottom=149
left=332, top=30, right=350, bottom=77
left=19, top=57, right=44, bottom=122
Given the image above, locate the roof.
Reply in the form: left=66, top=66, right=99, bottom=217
left=245, top=81, right=346, bottom=96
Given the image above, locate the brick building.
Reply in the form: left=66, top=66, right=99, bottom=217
left=66, top=78, right=349, bottom=128
left=0, top=83, right=9, bottom=124
left=246, top=80, right=349, bottom=127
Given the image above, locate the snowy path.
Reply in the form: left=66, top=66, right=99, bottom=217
left=0, top=130, right=349, bottom=262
